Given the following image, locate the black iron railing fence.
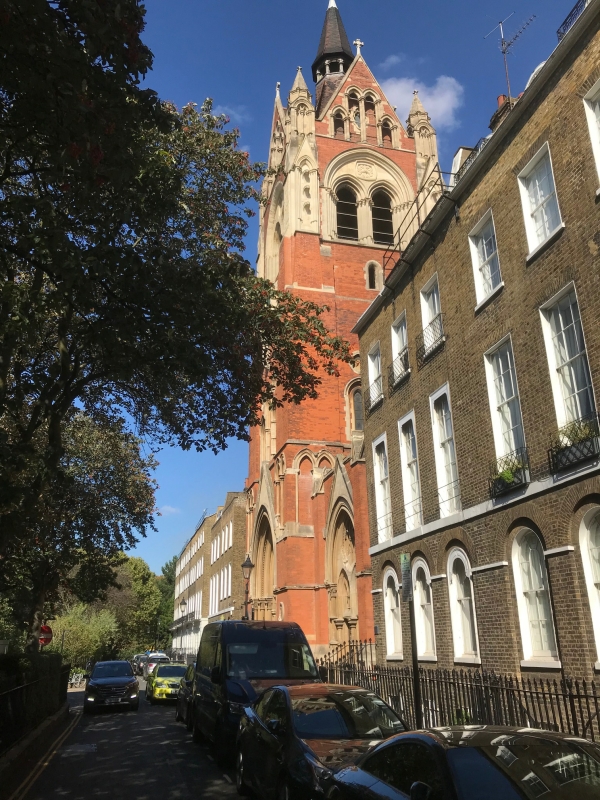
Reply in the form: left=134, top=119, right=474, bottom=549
left=319, top=641, right=600, bottom=741
left=490, top=447, right=530, bottom=499
left=388, top=348, right=410, bottom=390
left=416, top=314, right=445, bottom=368
left=557, top=0, right=589, bottom=40
left=364, top=376, right=384, bottom=415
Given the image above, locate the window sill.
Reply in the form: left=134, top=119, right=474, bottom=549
left=474, top=282, right=504, bottom=315
left=525, top=222, right=566, bottom=265
left=454, top=655, right=482, bottom=665
left=520, top=659, right=562, bottom=670
left=418, top=655, right=438, bottom=663
left=386, top=654, right=404, bottom=661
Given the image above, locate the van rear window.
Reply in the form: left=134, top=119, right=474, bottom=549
left=226, top=641, right=318, bottom=680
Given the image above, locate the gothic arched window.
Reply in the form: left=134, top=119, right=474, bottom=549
left=337, top=185, right=359, bottom=240
left=372, top=190, right=394, bottom=245
left=334, top=111, right=345, bottom=139
left=382, top=120, right=393, bottom=148
left=365, top=96, right=377, bottom=143
left=352, top=386, right=364, bottom=431
left=349, top=93, right=360, bottom=140
left=367, top=263, right=377, bottom=290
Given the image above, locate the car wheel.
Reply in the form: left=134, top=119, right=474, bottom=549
left=236, top=748, right=252, bottom=796
left=192, top=708, right=204, bottom=743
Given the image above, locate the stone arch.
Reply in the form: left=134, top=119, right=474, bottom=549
left=326, top=505, right=358, bottom=645
left=252, top=512, right=276, bottom=620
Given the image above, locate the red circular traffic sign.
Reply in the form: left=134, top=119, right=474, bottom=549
left=39, top=625, right=53, bottom=647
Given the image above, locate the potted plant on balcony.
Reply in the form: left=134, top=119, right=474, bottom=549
left=490, top=455, right=529, bottom=498
left=553, top=418, right=600, bottom=471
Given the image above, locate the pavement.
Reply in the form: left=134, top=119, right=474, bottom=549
left=3, top=679, right=238, bottom=800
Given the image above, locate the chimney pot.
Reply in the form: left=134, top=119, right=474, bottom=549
left=497, top=94, right=507, bottom=108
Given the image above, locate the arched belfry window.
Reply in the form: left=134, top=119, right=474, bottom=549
left=367, top=262, right=378, bottom=290
left=372, top=191, right=394, bottom=245
left=337, top=186, right=359, bottom=240
left=365, top=96, right=377, bottom=144
left=334, top=112, right=345, bottom=139
left=349, top=93, right=360, bottom=140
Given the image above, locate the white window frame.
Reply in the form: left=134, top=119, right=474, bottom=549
left=412, top=558, right=437, bottom=661
left=398, top=410, right=422, bottom=532
left=447, top=548, right=481, bottom=664
left=383, top=566, right=403, bottom=660
left=391, top=312, right=408, bottom=361
left=517, top=143, right=563, bottom=255
left=512, top=529, right=560, bottom=668
left=420, top=273, right=441, bottom=330
left=429, top=384, right=461, bottom=518
left=539, top=283, right=595, bottom=429
left=468, top=209, right=503, bottom=306
left=580, top=508, right=600, bottom=667
left=368, top=342, right=383, bottom=403
left=484, top=335, right=526, bottom=459
left=584, top=77, right=600, bottom=185
left=372, top=433, right=392, bottom=542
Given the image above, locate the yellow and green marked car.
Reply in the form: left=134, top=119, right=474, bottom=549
left=146, top=663, right=187, bottom=704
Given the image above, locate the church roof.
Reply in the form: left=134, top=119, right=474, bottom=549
left=312, top=0, right=354, bottom=82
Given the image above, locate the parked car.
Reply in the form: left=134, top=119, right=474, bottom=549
left=143, top=653, right=170, bottom=679
left=236, top=683, right=405, bottom=799
left=175, top=663, right=196, bottom=729
left=191, top=621, right=320, bottom=759
left=146, top=663, right=187, bottom=704
left=136, top=655, right=148, bottom=676
left=131, top=654, right=145, bottom=673
left=328, top=726, right=600, bottom=800
left=83, top=661, right=139, bottom=713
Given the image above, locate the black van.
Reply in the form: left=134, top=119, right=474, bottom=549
left=191, top=621, right=320, bottom=754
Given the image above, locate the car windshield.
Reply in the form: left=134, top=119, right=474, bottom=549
left=291, top=691, right=404, bottom=740
left=448, top=736, right=600, bottom=799
left=91, top=663, right=133, bottom=679
left=226, top=637, right=318, bottom=680
left=150, top=658, right=169, bottom=664
left=156, top=666, right=187, bottom=678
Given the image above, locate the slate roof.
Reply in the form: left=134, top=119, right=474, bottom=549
left=312, top=4, right=354, bottom=82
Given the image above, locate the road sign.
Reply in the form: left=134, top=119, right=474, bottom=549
left=39, top=625, right=53, bottom=647
left=400, top=553, right=413, bottom=602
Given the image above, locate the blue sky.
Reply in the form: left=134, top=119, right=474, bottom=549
left=131, top=0, right=576, bottom=573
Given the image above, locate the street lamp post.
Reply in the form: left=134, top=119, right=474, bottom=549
left=179, top=598, right=187, bottom=658
left=241, top=554, right=255, bottom=621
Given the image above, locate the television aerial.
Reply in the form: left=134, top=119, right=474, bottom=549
left=485, top=13, right=536, bottom=109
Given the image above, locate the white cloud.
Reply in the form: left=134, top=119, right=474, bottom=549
left=213, top=104, right=252, bottom=125
left=159, top=505, right=181, bottom=516
left=380, top=75, right=465, bottom=130
left=379, top=54, right=405, bottom=71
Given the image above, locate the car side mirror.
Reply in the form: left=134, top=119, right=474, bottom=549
left=210, top=666, right=221, bottom=684
left=267, top=718, right=285, bottom=737
left=410, top=782, right=432, bottom=800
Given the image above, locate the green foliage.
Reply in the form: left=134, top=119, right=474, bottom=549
left=155, top=556, right=177, bottom=650
left=0, top=1, right=349, bottom=566
left=46, top=604, right=118, bottom=668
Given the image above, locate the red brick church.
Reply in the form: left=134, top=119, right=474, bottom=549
left=245, top=0, right=437, bottom=655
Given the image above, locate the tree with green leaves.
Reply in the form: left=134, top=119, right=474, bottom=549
left=2, top=413, right=157, bottom=652
left=47, top=604, right=119, bottom=667
left=0, top=0, right=349, bottom=570
left=155, top=556, right=177, bottom=651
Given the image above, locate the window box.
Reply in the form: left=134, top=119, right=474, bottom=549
left=388, top=347, right=411, bottom=390
left=548, top=413, right=600, bottom=473
left=416, top=313, right=445, bottom=368
left=489, top=447, right=530, bottom=498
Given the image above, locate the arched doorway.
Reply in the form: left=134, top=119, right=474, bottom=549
left=253, top=516, right=275, bottom=621
left=328, top=510, right=358, bottom=644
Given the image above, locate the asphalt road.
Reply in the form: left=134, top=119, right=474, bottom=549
left=9, top=679, right=239, bottom=800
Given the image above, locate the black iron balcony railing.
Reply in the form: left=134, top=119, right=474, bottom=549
left=454, top=137, right=492, bottom=185
left=416, top=314, right=446, bottom=368
left=490, top=447, right=530, bottom=499
left=364, top=376, right=384, bottom=415
left=404, top=498, right=423, bottom=532
left=376, top=510, right=393, bottom=542
left=388, top=347, right=411, bottom=390
left=438, top=479, right=461, bottom=516
left=557, top=0, right=589, bottom=40
left=548, top=412, right=600, bottom=473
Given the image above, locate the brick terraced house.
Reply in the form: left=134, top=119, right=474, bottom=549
left=354, top=0, right=600, bottom=678
left=245, top=0, right=440, bottom=655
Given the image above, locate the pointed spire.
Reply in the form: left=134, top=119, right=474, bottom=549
left=312, top=0, right=354, bottom=82
left=409, top=90, right=426, bottom=115
left=291, top=66, right=309, bottom=95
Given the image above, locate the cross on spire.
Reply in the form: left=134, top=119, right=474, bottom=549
left=353, top=39, right=364, bottom=55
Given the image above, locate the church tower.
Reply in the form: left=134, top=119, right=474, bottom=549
left=246, top=0, right=436, bottom=655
